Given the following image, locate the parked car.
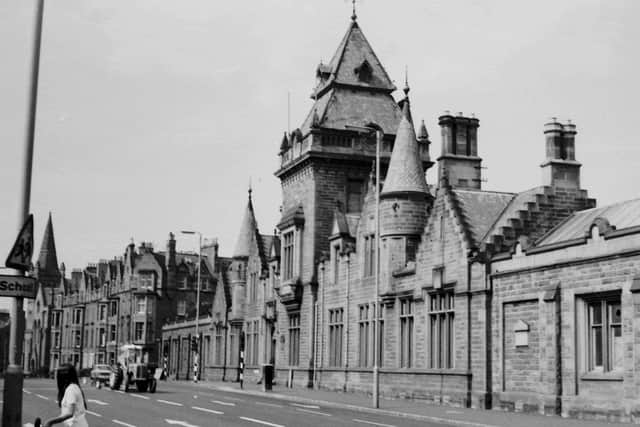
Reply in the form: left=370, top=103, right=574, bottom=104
left=90, top=364, right=112, bottom=385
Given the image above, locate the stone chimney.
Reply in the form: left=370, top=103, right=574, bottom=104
left=541, top=118, right=581, bottom=189
left=437, top=112, right=481, bottom=189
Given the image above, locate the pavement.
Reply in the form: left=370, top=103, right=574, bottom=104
left=3, top=377, right=632, bottom=427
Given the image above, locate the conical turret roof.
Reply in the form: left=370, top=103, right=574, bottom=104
left=381, top=101, right=428, bottom=196
left=233, top=190, right=258, bottom=258
left=37, top=212, right=61, bottom=286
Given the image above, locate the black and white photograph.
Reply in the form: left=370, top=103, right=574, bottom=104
left=1, top=1, right=640, bottom=426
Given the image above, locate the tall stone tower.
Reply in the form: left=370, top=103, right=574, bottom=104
left=379, top=99, right=431, bottom=294
left=274, top=14, right=431, bottom=290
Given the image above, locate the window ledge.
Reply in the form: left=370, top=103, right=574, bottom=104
left=581, top=371, right=623, bottom=381
left=392, top=266, right=416, bottom=278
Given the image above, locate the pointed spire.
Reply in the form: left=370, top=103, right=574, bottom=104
left=403, top=65, right=410, bottom=97
left=351, top=0, right=357, bottom=21
left=37, top=212, right=61, bottom=286
left=233, top=187, right=258, bottom=258
left=417, top=119, right=429, bottom=140
left=381, top=102, right=427, bottom=196
left=401, top=94, right=413, bottom=124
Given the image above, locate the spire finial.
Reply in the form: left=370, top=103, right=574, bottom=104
left=351, top=0, right=357, bottom=21
left=403, top=65, right=410, bottom=97
left=248, top=178, right=253, bottom=201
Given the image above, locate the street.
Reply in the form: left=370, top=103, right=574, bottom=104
left=13, top=379, right=448, bottom=427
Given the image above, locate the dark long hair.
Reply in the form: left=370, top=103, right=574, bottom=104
left=56, top=364, right=87, bottom=410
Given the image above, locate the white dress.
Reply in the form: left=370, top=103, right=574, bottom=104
left=60, top=383, right=89, bottom=427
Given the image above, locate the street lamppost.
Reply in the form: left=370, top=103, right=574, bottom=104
left=181, top=230, right=201, bottom=383
left=3, top=0, right=45, bottom=425
left=345, top=122, right=383, bottom=409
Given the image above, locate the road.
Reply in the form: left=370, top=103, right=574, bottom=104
left=12, top=378, right=449, bottom=427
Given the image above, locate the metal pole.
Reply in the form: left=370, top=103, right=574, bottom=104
left=3, top=1, right=44, bottom=425
left=372, top=129, right=381, bottom=409
left=194, top=233, right=201, bottom=382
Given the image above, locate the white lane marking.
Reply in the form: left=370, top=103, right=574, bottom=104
left=87, top=399, right=109, bottom=406
left=210, top=399, right=235, bottom=406
left=23, top=423, right=34, bottom=427
left=113, top=420, right=137, bottom=427
left=290, top=403, right=319, bottom=409
left=115, top=390, right=125, bottom=394
left=215, top=394, right=244, bottom=402
left=130, top=393, right=150, bottom=400
left=295, top=408, right=331, bottom=417
left=157, top=399, right=183, bottom=406
left=35, top=394, right=49, bottom=400
left=86, top=410, right=102, bottom=417
left=192, top=406, right=223, bottom=415
left=165, top=420, right=199, bottom=427
left=353, top=419, right=396, bottom=427
left=255, top=401, right=283, bottom=408
left=239, top=416, right=285, bottom=427
left=23, top=390, right=32, bottom=395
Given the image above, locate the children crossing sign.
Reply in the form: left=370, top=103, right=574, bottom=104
left=5, top=214, right=34, bottom=271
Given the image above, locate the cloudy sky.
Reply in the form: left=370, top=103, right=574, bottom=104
left=1, top=0, right=639, bottom=274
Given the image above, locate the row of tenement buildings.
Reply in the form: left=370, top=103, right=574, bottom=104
left=19, top=13, right=640, bottom=423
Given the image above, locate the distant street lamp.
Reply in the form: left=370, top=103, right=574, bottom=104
left=181, top=230, right=202, bottom=383
left=345, top=122, right=383, bottom=409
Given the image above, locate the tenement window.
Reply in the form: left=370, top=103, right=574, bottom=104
left=329, top=308, right=344, bottom=367
left=139, top=273, right=154, bottom=290
left=363, top=234, right=375, bottom=277
left=400, top=299, right=414, bottom=368
left=136, top=296, right=146, bottom=314
left=282, top=231, right=295, bottom=281
left=246, top=320, right=259, bottom=365
left=288, top=313, right=300, bottom=366
left=347, top=179, right=364, bottom=213
left=358, top=304, right=370, bottom=367
left=177, top=300, right=186, bottom=316
left=332, top=244, right=341, bottom=285
left=580, top=293, right=622, bottom=373
left=214, top=324, right=223, bottom=365
left=430, top=290, right=455, bottom=369
left=376, top=304, right=384, bottom=366
left=134, top=322, right=144, bottom=341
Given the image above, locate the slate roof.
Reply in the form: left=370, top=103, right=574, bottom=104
left=313, top=20, right=395, bottom=98
left=233, top=193, right=258, bottom=258
left=300, top=88, right=402, bottom=136
left=381, top=101, right=428, bottom=196
left=37, top=213, right=60, bottom=279
left=481, top=187, right=543, bottom=243
left=451, top=189, right=515, bottom=246
left=258, top=234, right=276, bottom=268
left=538, top=198, right=640, bottom=246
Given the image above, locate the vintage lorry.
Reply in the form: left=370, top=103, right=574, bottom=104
left=109, top=344, right=157, bottom=393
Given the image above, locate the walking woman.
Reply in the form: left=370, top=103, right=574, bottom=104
left=44, top=364, right=88, bottom=427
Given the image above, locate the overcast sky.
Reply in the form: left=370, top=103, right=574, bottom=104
left=1, top=0, right=639, bottom=276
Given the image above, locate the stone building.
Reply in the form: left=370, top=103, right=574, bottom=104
left=23, top=224, right=226, bottom=373
left=490, top=199, right=640, bottom=422
left=23, top=213, right=63, bottom=375
left=157, top=11, right=640, bottom=424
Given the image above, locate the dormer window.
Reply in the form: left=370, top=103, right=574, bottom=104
left=139, top=273, right=154, bottom=291
left=354, top=60, right=372, bottom=82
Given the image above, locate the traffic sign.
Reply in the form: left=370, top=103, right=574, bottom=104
left=5, top=214, right=34, bottom=271
left=0, top=274, right=37, bottom=298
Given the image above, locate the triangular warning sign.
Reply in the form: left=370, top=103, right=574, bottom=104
left=5, top=214, right=34, bottom=271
